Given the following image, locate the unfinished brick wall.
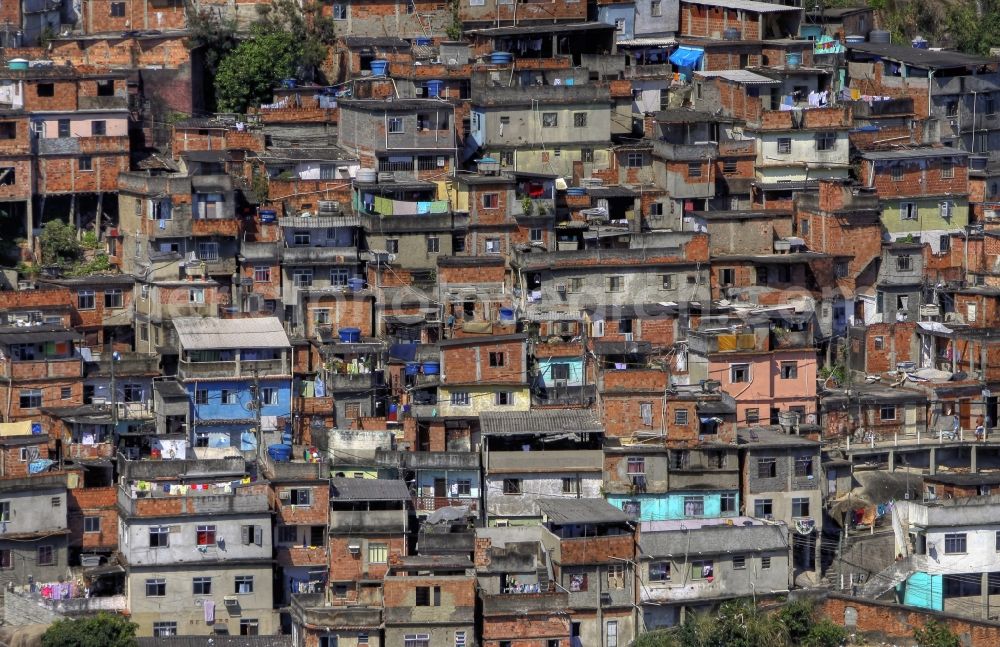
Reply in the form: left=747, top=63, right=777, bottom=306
left=820, top=594, right=1000, bottom=645
left=67, top=485, right=118, bottom=551
left=441, top=338, right=525, bottom=385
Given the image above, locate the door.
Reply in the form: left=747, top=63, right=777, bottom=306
left=960, top=399, right=972, bottom=432
left=433, top=477, right=447, bottom=509
left=827, top=468, right=837, bottom=497
left=904, top=405, right=918, bottom=436
left=987, top=396, right=998, bottom=430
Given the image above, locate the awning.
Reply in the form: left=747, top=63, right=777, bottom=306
left=669, top=46, right=704, bottom=68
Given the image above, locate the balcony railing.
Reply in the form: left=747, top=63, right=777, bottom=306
left=178, top=358, right=288, bottom=379
left=415, top=496, right=479, bottom=513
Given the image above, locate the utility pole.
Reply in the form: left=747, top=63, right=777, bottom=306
left=251, top=368, right=262, bottom=462
left=110, top=334, right=121, bottom=427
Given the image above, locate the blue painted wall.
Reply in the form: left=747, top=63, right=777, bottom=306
left=606, top=490, right=739, bottom=521
left=598, top=4, right=636, bottom=41
left=903, top=572, right=943, bottom=611
left=536, top=357, right=584, bottom=388
left=187, top=378, right=291, bottom=448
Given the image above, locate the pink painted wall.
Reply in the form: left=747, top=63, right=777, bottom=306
left=708, top=348, right=818, bottom=425
left=41, top=114, right=128, bottom=138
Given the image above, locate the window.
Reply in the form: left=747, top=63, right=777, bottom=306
left=482, top=193, right=499, bottom=209
left=495, top=391, right=514, bottom=405
left=683, top=495, right=705, bottom=517
left=880, top=405, right=897, bottom=421
left=415, top=585, right=441, bottom=606
left=193, top=577, right=212, bottom=595
left=77, top=289, right=96, bottom=310
left=792, top=497, right=810, bottom=517
left=795, top=456, right=813, bottom=477
left=292, top=231, right=311, bottom=246
left=385, top=239, right=399, bottom=254
left=815, top=132, right=837, bottom=151
left=719, top=268, right=735, bottom=286
left=426, top=236, right=440, bottom=253
left=730, top=363, right=749, bottom=383
left=721, top=492, right=737, bottom=514
left=57, top=119, right=70, bottom=138
left=19, top=389, right=41, bottom=409
left=780, top=362, right=798, bottom=379
left=313, top=309, right=331, bottom=325
left=691, top=560, right=714, bottom=580
left=489, top=352, right=506, bottom=367
left=900, top=202, right=916, bottom=220
left=485, top=238, right=501, bottom=254
left=278, top=526, right=298, bottom=544
left=582, top=148, right=594, bottom=163
left=0, top=549, right=10, bottom=569
left=777, top=138, right=792, bottom=154
left=49, top=496, right=61, bottom=509
left=614, top=17, right=626, bottom=30
left=561, top=477, right=578, bottom=494
left=687, top=162, right=702, bottom=178
left=90, top=120, right=106, bottom=137
left=332, top=2, right=347, bottom=19
left=188, top=288, right=204, bottom=304
left=661, top=274, right=674, bottom=290
left=650, top=0, right=661, bottom=15
left=37, top=83, right=54, bottom=97
left=502, top=478, right=521, bottom=494
left=195, top=390, right=208, bottom=405
left=103, top=288, right=123, bottom=308
left=388, top=117, right=404, bottom=133
left=986, top=95, right=997, bottom=115
left=240, top=619, right=259, bottom=636
left=757, top=458, right=777, bottom=478
left=234, top=575, right=254, bottom=594
left=640, top=402, right=653, bottom=426
left=944, top=533, right=967, bottom=554
left=290, top=488, right=311, bottom=506
left=650, top=202, right=664, bottom=216
left=722, top=159, right=738, bottom=175
left=626, top=152, right=644, bottom=168
left=940, top=200, right=954, bottom=219
left=293, top=269, right=313, bottom=287
left=110, top=1, right=125, bottom=15
left=571, top=112, right=588, bottom=128
left=733, top=555, right=746, bottom=570
left=674, top=408, right=689, bottom=426
left=78, top=155, right=93, bottom=171
left=607, top=621, right=618, bottom=647
left=896, top=255, right=912, bottom=271
left=530, top=228, right=543, bottom=242
left=145, top=578, right=166, bottom=596
left=152, top=622, right=176, bottom=637
left=606, top=275, right=623, bottom=292
left=626, top=457, right=646, bottom=475
left=567, top=277, right=584, bottom=293
left=450, top=391, right=470, bottom=406
left=872, top=335, right=886, bottom=351
left=649, top=561, right=670, bottom=581
left=405, top=636, right=430, bottom=647
left=542, top=112, right=558, bottom=127
left=84, top=516, right=100, bottom=533
left=221, top=389, right=238, bottom=405
left=754, top=499, right=773, bottom=517
left=196, top=524, right=217, bottom=546
left=996, top=530, right=1000, bottom=552
left=149, top=526, right=169, bottom=548
left=368, top=543, right=387, bottom=565
left=607, top=564, right=626, bottom=589
left=456, top=479, right=472, bottom=496
left=254, top=266, right=271, bottom=282
left=761, top=556, right=772, bottom=569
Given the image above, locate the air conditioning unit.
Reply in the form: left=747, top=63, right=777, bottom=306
left=348, top=542, right=361, bottom=554
left=318, top=200, right=340, bottom=214
left=623, top=333, right=634, bottom=342
left=553, top=379, right=567, bottom=389
left=17, top=281, right=35, bottom=291
left=415, top=87, right=425, bottom=96
left=223, top=596, right=240, bottom=606
left=556, top=284, right=567, bottom=294
left=378, top=172, right=395, bottom=183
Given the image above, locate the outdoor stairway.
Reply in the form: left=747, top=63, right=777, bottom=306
left=857, top=556, right=916, bottom=599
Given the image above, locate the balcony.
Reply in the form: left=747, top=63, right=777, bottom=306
left=278, top=216, right=360, bottom=229
left=481, top=591, right=569, bottom=615
left=415, top=496, right=479, bottom=513
left=281, top=247, right=359, bottom=265
left=486, top=450, right=603, bottom=474
left=78, top=95, right=129, bottom=110
left=686, top=330, right=763, bottom=355
left=191, top=218, right=240, bottom=237
left=771, top=329, right=811, bottom=349
left=719, top=139, right=756, bottom=156
left=360, top=212, right=460, bottom=233
left=178, top=358, right=288, bottom=380
left=567, top=585, right=633, bottom=610
left=329, top=509, right=407, bottom=533
left=277, top=545, right=328, bottom=567
left=6, top=589, right=127, bottom=616
left=144, top=217, right=192, bottom=239
left=290, top=594, right=382, bottom=629
left=0, top=357, right=82, bottom=380
left=653, top=140, right=718, bottom=162
left=117, top=482, right=271, bottom=518
left=559, top=534, right=633, bottom=566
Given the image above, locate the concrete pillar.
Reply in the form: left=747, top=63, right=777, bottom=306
left=972, top=444, right=979, bottom=474
left=929, top=447, right=937, bottom=476
left=888, top=450, right=896, bottom=472
left=983, top=571, right=990, bottom=620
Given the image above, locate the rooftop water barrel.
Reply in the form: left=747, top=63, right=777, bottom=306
left=490, top=51, right=514, bottom=64
left=499, top=307, right=515, bottom=323
left=347, top=277, right=365, bottom=292
left=259, top=209, right=277, bottom=223
left=422, top=361, right=440, bottom=375
left=370, top=60, right=389, bottom=76
left=339, top=327, right=361, bottom=343
left=426, top=79, right=444, bottom=97
left=404, top=363, right=420, bottom=376
left=282, top=78, right=297, bottom=88
left=7, top=59, right=28, bottom=70
left=869, top=30, right=891, bottom=44
left=267, top=444, right=292, bottom=462
left=567, top=187, right=587, bottom=196
left=357, top=168, right=378, bottom=183
left=785, top=52, right=801, bottom=68
left=912, top=36, right=929, bottom=49
left=845, top=34, right=866, bottom=45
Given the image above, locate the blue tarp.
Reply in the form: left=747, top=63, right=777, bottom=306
left=29, top=459, right=54, bottom=474
left=669, top=46, right=704, bottom=69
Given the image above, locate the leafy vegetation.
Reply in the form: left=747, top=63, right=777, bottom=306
left=36, top=219, right=112, bottom=277
left=843, top=0, right=1000, bottom=55
left=41, top=613, right=137, bottom=647
left=214, top=0, right=336, bottom=113
left=185, top=8, right=239, bottom=112
left=914, top=620, right=962, bottom=647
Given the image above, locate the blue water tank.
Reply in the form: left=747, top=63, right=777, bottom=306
left=422, top=361, right=440, bottom=375
left=415, top=37, right=432, bottom=46
left=912, top=37, right=929, bottom=49
left=339, top=327, right=361, bottom=343
left=499, top=307, right=515, bottom=323
left=490, top=51, right=514, bottom=64
left=267, top=444, right=292, bottom=462
left=845, top=35, right=866, bottom=45
left=370, top=60, right=389, bottom=76
left=348, top=277, right=365, bottom=292
left=405, top=363, right=420, bottom=376
left=426, top=79, right=444, bottom=97
left=785, top=52, right=801, bottom=68
left=282, top=78, right=297, bottom=88
left=259, top=209, right=277, bottom=222
left=567, top=187, right=587, bottom=196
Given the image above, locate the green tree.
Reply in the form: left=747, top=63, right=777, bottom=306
left=215, top=26, right=301, bottom=113
left=41, top=613, right=138, bottom=647
left=803, top=619, right=849, bottom=647
left=185, top=8, right=239, bottom=111
left=39, top=219, right=82, bottom=267
left=914, top=619, right=961, bottom=647
left=776, top=599, right=815, bottom=644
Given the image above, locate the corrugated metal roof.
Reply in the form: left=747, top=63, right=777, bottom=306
left=682, top=0, right=802, bottom=13
left=696, top=70, right=782, bottom=85
left=861, top=147, right=971, bottom=161
left=173, top=317, right=291, bottom=351
left=639, top=518, right=788, bottom=555
left=0, top=325, right=81, bottom=345
left=538, top=498, right=628, bottom=525
left=330, top=477, right=410, bottom=501
left=617, top=37, right=677, bottom=47
left=480, top=409, right=603, bottom=435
